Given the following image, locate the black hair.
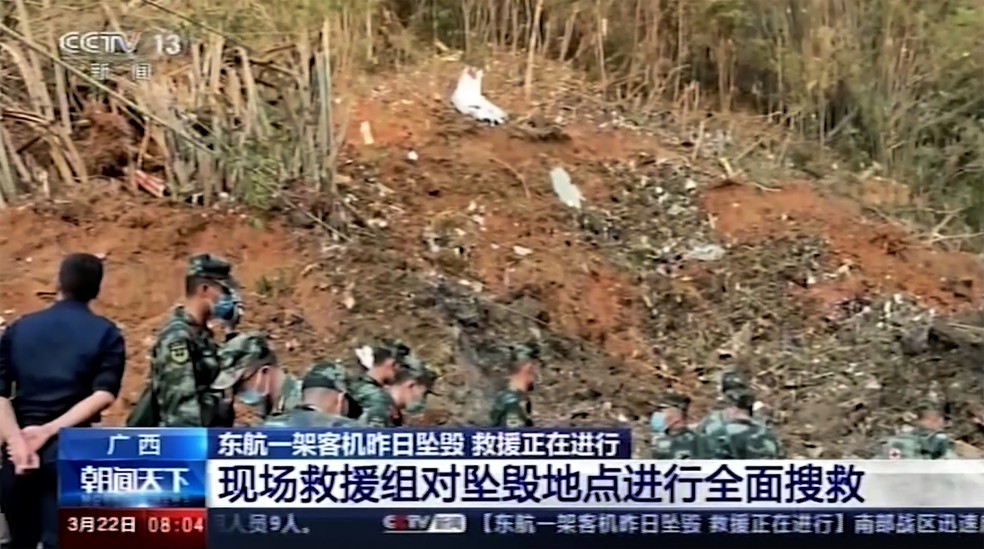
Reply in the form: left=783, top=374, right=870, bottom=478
left=734, top=391, right=756, bottom=413
left=185, top=275, right=221, bottom=297
left=58, top=253, right=104, bottom=302
left=372, top=347, right=395, bottom=367
left=372, top=342, right=411, bottom=367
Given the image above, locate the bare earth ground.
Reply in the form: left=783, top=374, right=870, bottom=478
left=1, top=58, right=981, bottom=457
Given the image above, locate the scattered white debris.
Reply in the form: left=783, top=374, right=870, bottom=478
left=457, top=278, right=484, bottom=292
left=451, top=67, right=507, bottom=125
left=355, top=346, right=374, bottom=369
left=550, top=167, right=583, bottom=209
left=360, top=121, right=375, bottom=145
left=683, top=243, right=726, bottom=261
left=342, top=286, right=356, bottom=310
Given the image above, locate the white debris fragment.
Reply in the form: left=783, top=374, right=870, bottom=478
left=355, top=346, right=374, bottom=369
left=550, top=167, right=583, bottom=210
left=512, top=245, right=533, bottom=257
left=683, top=244, right=726, bottom=261
left=360, top=121, right=374, bottom=145
left=451, top=67, right=507, bottom=125
left=407, top=150, right=419, bottom=162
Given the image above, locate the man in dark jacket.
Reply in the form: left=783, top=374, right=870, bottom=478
left=0, top=253, right=125, bottom=548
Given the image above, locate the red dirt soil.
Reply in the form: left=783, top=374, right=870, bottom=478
left=0, top=194, right=334, bottom=425
left=702, top=181, right=981, bottom=314
left=1, top=60, right=981, bottom=426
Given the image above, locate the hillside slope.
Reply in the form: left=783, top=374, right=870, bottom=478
left=1, top=60, right=981, bottom=457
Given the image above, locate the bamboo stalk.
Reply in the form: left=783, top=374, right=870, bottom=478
left=523, top=0, right=544, bottom=101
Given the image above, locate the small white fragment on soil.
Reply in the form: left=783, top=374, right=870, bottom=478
left=360, top=121, right=375, bottom=145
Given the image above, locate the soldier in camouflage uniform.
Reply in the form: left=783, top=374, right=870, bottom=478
left=264, top=362, right=363, bottom=427
left=701, top=387, right=784, bottom=459
left=349, top=342, right=410, bottom=424
left=876, top=401, right=957, bottom=459
left=650, top=393, right=701, bottom=459
left=211, top=332, right=301, bottom=421
left=130, top=254, right=243, bottom=427
left=360, top=360, right=437, bottom=427
left=489, top=344, right=539, bottom=428
left=695, top=370, right=748, bottom=436
left=393, top=355, right=437, bottom=423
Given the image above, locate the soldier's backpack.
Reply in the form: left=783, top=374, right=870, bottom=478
left=125, top=384, right=160, bottom=427
left=126, top=370, right=234, bottom=427
left=126, top=321, right=235, bottom=428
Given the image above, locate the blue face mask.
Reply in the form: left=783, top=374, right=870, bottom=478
left=237, top=372, right=268, bottom=409
left=650, top=411, right=667, bottom=433
left=212, top=291, right=241, bottom=326
left=238, top=389, right=263, bottom=406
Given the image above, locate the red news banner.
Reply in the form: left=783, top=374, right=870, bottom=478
left=60, top=508, right=206, bottom=549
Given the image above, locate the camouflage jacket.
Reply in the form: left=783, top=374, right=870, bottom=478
left=150, top=306, right=225, bottom=427
left=696, top=403, right=770, bottom=436
left=352, top=374, right=399, bottom=427
left=702, top=416, right=783, bottom=459
left=877, top=428, right=957, bottom=459
left=264, top=404, right=363, bottom=427
left=651, top=427, right=702, bottom=459
left=215, top=332, right=301, bottom=420
left=349, top=373, right=384, bottom=409
left=490, top=389, right=533, bottom=427
left=274, top=373, right=302, bottom=416
left=695, top=408, right=727, bottom=437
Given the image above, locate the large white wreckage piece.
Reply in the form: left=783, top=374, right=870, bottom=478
left=451, top=67, right=507, bottom=125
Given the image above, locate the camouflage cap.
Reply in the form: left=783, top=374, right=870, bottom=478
left=302, top=362, right=350, bottom=392
left=720, top=371, right=747, bottom=394
left=915, top=400, right=947, bottom=416
left=187, top=254, right=237, bottom=287
left=212, top=332, right=278, bottom=390
left=510, top=342, right=541, bottom=364
left=401, top=355, right=440, bottom=395
left=658, top=392, right=691, bottom=411
left=302, top=362, right=362, bottom=417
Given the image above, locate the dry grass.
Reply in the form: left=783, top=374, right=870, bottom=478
left=0, top=0, right=981, bottom=233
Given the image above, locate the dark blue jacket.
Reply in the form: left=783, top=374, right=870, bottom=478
left=0, top=300, right=125, bottom=427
